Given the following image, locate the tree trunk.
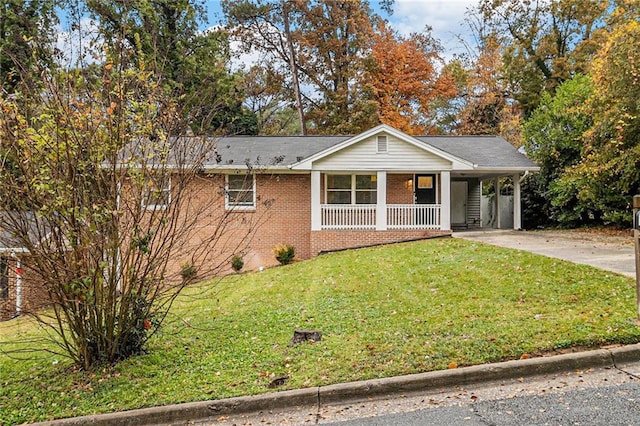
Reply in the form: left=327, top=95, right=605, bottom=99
left=282, top=0, right=307, bottom=135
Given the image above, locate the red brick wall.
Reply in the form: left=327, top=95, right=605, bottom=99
left=166, top=173, right=313, bottom=275
left=387, top=174, right=414, bottom=204
left=171, top=172, right=447, bottom=273
left=241, top=174, right=312, bottom=268
left=0, top=257, right=16, bottom=321
left=0, top=256, right=47, bottom=321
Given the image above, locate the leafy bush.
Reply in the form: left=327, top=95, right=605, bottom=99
left=274, top=244, right=295, bottom=265
left=181, top=262, right=197, bottom=282
left=231, top=255, right=244, bottom=272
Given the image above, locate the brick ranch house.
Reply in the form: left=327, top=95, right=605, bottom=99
left=195, top=124, right=538, bottom=268
left=0, top=124, right=538, bottom=320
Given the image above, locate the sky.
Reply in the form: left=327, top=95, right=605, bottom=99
left=203, top=0, right=478, bottom=63
left=55, top=0, right=478, bottom=68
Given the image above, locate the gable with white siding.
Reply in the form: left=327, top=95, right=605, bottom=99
left=313, top=132, right=452, bottom=171
left=292, top=125, right=477, bottom=172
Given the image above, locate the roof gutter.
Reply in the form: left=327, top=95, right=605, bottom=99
left=0, top=247, right=29, bottom=254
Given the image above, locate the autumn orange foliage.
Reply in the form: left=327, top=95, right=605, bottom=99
left=368, top=22, right=457, bottom=135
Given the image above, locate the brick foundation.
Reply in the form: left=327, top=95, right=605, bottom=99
left=310, top=229, right=451, bottom=256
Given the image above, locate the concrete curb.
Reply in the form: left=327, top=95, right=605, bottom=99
left=32, top=344, right=640, bottom=426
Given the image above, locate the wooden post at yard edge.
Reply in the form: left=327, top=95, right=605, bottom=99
left=634, top=195, right=640, bottom=321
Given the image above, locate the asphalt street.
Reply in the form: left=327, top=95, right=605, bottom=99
left=197, top=360, right=640, bottom=425
left=322, top=382, right=640, bottom=425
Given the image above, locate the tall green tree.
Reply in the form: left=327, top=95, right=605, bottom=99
left=521, top=74, right=594, bottom=227
left=559, top=4, right=640, bottom=226
left=85, top=0, right=256, bottom=134
left=242, top=65, right=301, bottom=134
left=224, top=0, right=383, bottom=134
left=223, top=0, right=308, bottom=133
left=294, top=0, right=378, bottom=133
left=472, top=0, right=608, bottom=116
left=0, top=0, right=57, bottom=93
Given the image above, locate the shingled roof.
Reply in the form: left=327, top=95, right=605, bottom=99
left=212, top=135, right=347, bottom=168
left=415, top=136, right=536, bottom=168
left=208, top=134, right=537, bottom=170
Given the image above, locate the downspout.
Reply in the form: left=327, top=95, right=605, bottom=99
left=519, top=170, right=530, bottom=183
left=14, top=254, right=22, bottom=316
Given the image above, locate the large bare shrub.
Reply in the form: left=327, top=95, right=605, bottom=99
left=0, top=49, right=265, bottom=369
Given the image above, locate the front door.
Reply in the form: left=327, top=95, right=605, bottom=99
left=414, top=174, right=436, bottom=225
left=451, top=181, right=468, bottom=225
left=414, top=174, right=436, bottom=204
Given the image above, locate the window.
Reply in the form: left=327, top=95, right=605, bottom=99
left=326, top=174, right=377, bottom=204
left=142, top=176, right=171, bottom=210
left=377, top=135, right=388, bottom=153
left=0, top=257, right=8, bottom=300
left=326, top=175, right=351, bottom=204
left=417, top=175, right=433, bottom=189
left=226, top=174, right=255, bottom=210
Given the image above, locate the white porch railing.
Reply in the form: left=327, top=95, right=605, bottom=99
left=320, top=204, right=441, bottom=230
left=387, top=204, right=441, bottom=230
left=321, top=204, right=376, bottom=229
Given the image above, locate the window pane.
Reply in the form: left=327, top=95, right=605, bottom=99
left=327, top=191, right=351, bottom=204
left=327, top=175, right=351, bottom=189
left=143, top=176, right=170, bottom=208
left=227, top=175, right=254, bottom=207
left=228, top=174, right=250, bottom=190
left=356, top=191, right=377, bottom=204
left=229, top=190, right=253, bottom=205
left=417, top=176, right=433, bottom=189
left=356, top=175, right=377, bottom=190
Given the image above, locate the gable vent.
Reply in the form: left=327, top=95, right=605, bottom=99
left=377, top=135, right=388, bottom=153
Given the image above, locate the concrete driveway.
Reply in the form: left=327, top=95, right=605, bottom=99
left=454, top=229, right=636, bottom=278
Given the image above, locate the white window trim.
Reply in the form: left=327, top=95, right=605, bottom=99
left=324, top=174, right=377, bottom=205
left=225, top=174, right=257, bottom=211
left=142, top=176, right=171, bottom=210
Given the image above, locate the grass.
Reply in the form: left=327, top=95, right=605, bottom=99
left=1, top=237, right=639, bottom=424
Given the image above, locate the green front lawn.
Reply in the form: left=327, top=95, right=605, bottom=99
left=1, top=238, right=639, bottom=424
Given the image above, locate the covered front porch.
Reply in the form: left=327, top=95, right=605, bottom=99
left=309, top=170, right=524, bottom=232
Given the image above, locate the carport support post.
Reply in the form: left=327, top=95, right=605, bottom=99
left=634, top=195, right=640, bottom=320
left=494, top=178, right=501, bottom=229
left=513, top=174, right=522, bottom=230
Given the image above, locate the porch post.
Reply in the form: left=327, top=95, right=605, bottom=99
left=311, top=171, right=321, bottom=231
left=376, top=171, right=387, bottom=230
left=513, top=174, right=522, bottom=230
left=494, top=177, right=501, bottom=229
left=440, top=171, right=451, bottom=230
